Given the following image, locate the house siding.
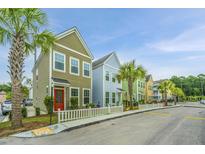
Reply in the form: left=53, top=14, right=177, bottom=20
left=92, top=53, right=122, bottom=107
left=33, top=53, right=50, bottom=112
left=52, top=45, right=92, bottom=107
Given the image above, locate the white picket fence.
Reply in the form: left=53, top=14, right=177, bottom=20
left=138, top=103, right=164, bottom=110
left=57, top=106, right=123, bottom=123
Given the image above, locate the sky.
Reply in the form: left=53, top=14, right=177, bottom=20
left=1, top=8, right=205, bottom=83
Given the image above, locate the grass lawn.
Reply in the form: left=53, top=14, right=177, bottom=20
left=0, top=114, right=57, bottom=138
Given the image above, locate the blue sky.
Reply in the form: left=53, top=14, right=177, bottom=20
left=1, top=8, right=205, bottom=83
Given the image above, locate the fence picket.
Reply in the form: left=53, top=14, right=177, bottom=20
left=58, top=106, right=123, bottom=123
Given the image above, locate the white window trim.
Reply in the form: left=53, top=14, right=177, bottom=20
left=70, top=56, right=80, bottom=76
left=112, top=92, right=116, bottom=104
left=53, top=51, right=66, bottom=73
left=69, top=87, right=80, bottom=105
left=82, top=61, right=91, bottom=78
left=105, top=71, right=110, bottom=81
left=82, top=88, right=90, bottom=105
left=105, top=91, right=110, bottom=105
left=111, top=73, right=116, bottom=83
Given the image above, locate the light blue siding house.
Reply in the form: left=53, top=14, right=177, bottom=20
left=92, top=52, right=122, bottom=107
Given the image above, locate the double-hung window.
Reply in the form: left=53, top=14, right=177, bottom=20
left=112, top=93, right=116, bottom=104
left=105, top=71, right=109, bottom=81
left=54, top=52, right=65, bottom=72
left=112, top=74, right=116, bottom=83
left=83, top=89, right=90, bottom=104
left=105, top=92, right=109, bottom=106
left=83, top=62, right=90, bottom=77
left=70, top=87, right=79, bottom=103
left=70, top=57, right=79, bottom=75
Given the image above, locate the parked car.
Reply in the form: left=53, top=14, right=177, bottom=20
left=1, top=100, right=12, bottom=115
left=1, top=100, right=24, bottom=115
left=200, top=100, right=205, bottom=104
left=23, top=99, right=33, bottom=106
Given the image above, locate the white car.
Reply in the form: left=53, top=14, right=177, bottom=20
left=1, top=100, right=24, bottom=115
left=1, top=100, right=12, bottom=115
left=200, top=100, right=205, bottom=104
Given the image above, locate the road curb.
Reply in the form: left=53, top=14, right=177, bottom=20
left=11, top=105, right=181, bottom=138
left=182, top=105, right=205, bottom=108
left=62, top=105, right=182, bottom=133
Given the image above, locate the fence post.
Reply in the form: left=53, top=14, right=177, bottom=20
left=108, top=105, right=111, bottom=114
left=58, top=108, right=60, bottom=124
left=121, top=104, right=124, bottom=112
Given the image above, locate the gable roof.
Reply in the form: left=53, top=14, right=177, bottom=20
left=92, top=52, right=121, bottom=69
left=146, top=74, right=153, bottom=82
left=32, top=27, right=94, bottom=72
left=56, top=27, right=94, bottom=59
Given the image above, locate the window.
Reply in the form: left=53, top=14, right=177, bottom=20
left=36, top=69, right=38, bottom=81
left=105, top=92, right=109, bottom=106
left=70, top=88, right=79, bottom=103
left=83, top=89, right=90, bottom=104
left=112, top=74, right=116, bottom=83
left=70, top=57, right=79, bottom=75
left=83, top=62, right=90, bottom=77
left=112, top=93, right=116, bottom=104
left=105, top=71, right=109, bottom=81
left=54, top=52, right=65, bottom=72
left=138, top=81, right=140, bottom=87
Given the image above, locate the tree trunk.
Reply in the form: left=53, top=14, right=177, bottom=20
left=174, top=95, right=177, bottom=105
left=165, top=92, right=168, bottom=106
left=8, top=34, right=25, bottom=128
left=128, top=79, right=133, bottom=109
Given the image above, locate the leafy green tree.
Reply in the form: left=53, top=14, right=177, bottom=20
left=117, top=60, right=146, bottom=109
left=0, top=9, right=56, bottom=128
left=170, top=74, right=205, bottom=98
left=0, top=83, right=11, bottom=93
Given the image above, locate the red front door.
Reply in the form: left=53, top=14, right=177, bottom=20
left=54, top=88, right=64, bottom=111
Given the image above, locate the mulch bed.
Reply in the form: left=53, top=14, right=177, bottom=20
left=0, top=122, right=50, bottom=138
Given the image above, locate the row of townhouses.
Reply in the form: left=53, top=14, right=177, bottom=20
left=32, top=27, right=164, bottom=112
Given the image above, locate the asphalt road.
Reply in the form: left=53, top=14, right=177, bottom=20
left=1, top=106, right=205, bottom=145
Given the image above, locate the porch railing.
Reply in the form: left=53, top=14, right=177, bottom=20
left=57, top=106, right=123, bottom=123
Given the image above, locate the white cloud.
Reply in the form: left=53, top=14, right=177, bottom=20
left=149, top=25, right=205, bottom=52
left=180, top=55, right=205, bottom=61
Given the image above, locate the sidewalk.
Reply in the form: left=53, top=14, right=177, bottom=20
left=11, top=105, right=181, bottom=138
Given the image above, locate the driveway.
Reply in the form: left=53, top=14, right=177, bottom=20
left=1, top=106, right=205, bottom=145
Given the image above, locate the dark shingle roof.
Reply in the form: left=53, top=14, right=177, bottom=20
left=92, top=52, right=114, bottom=68
left=146, top=74, right=152, bottom=82
left=153, top=79, right=167, bottom=84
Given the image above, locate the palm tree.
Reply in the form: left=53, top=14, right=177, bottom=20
left=171, top=87, right=185, bottom=105
left=117, top=60, right=146, bottom=109
left=0, top=9, right=56, bottom=128
left=158, top=80, right=175, bottom=106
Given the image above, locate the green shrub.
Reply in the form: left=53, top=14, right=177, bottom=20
left=70, top=97, right=78, bottom=110
left=21, top=107, right=27, bottom=118
left=133, top=102, right=138, bottom=106
left=44, top=96, right=53, bottom=114
left=85, top=103, right=96, bottom=108
left=35, top=107, right=40, bottom=116
left=138, top=99, right=145, bottom=104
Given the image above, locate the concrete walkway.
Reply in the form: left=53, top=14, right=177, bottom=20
left=11, top=105, right=181, bottom=138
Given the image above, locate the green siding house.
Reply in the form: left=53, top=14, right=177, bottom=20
left=122, top=78, right=146, bottom=102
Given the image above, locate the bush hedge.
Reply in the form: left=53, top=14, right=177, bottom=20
left=21, top=107, right=27, bottom=118
left=35, top=107, right=40, bottom=116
